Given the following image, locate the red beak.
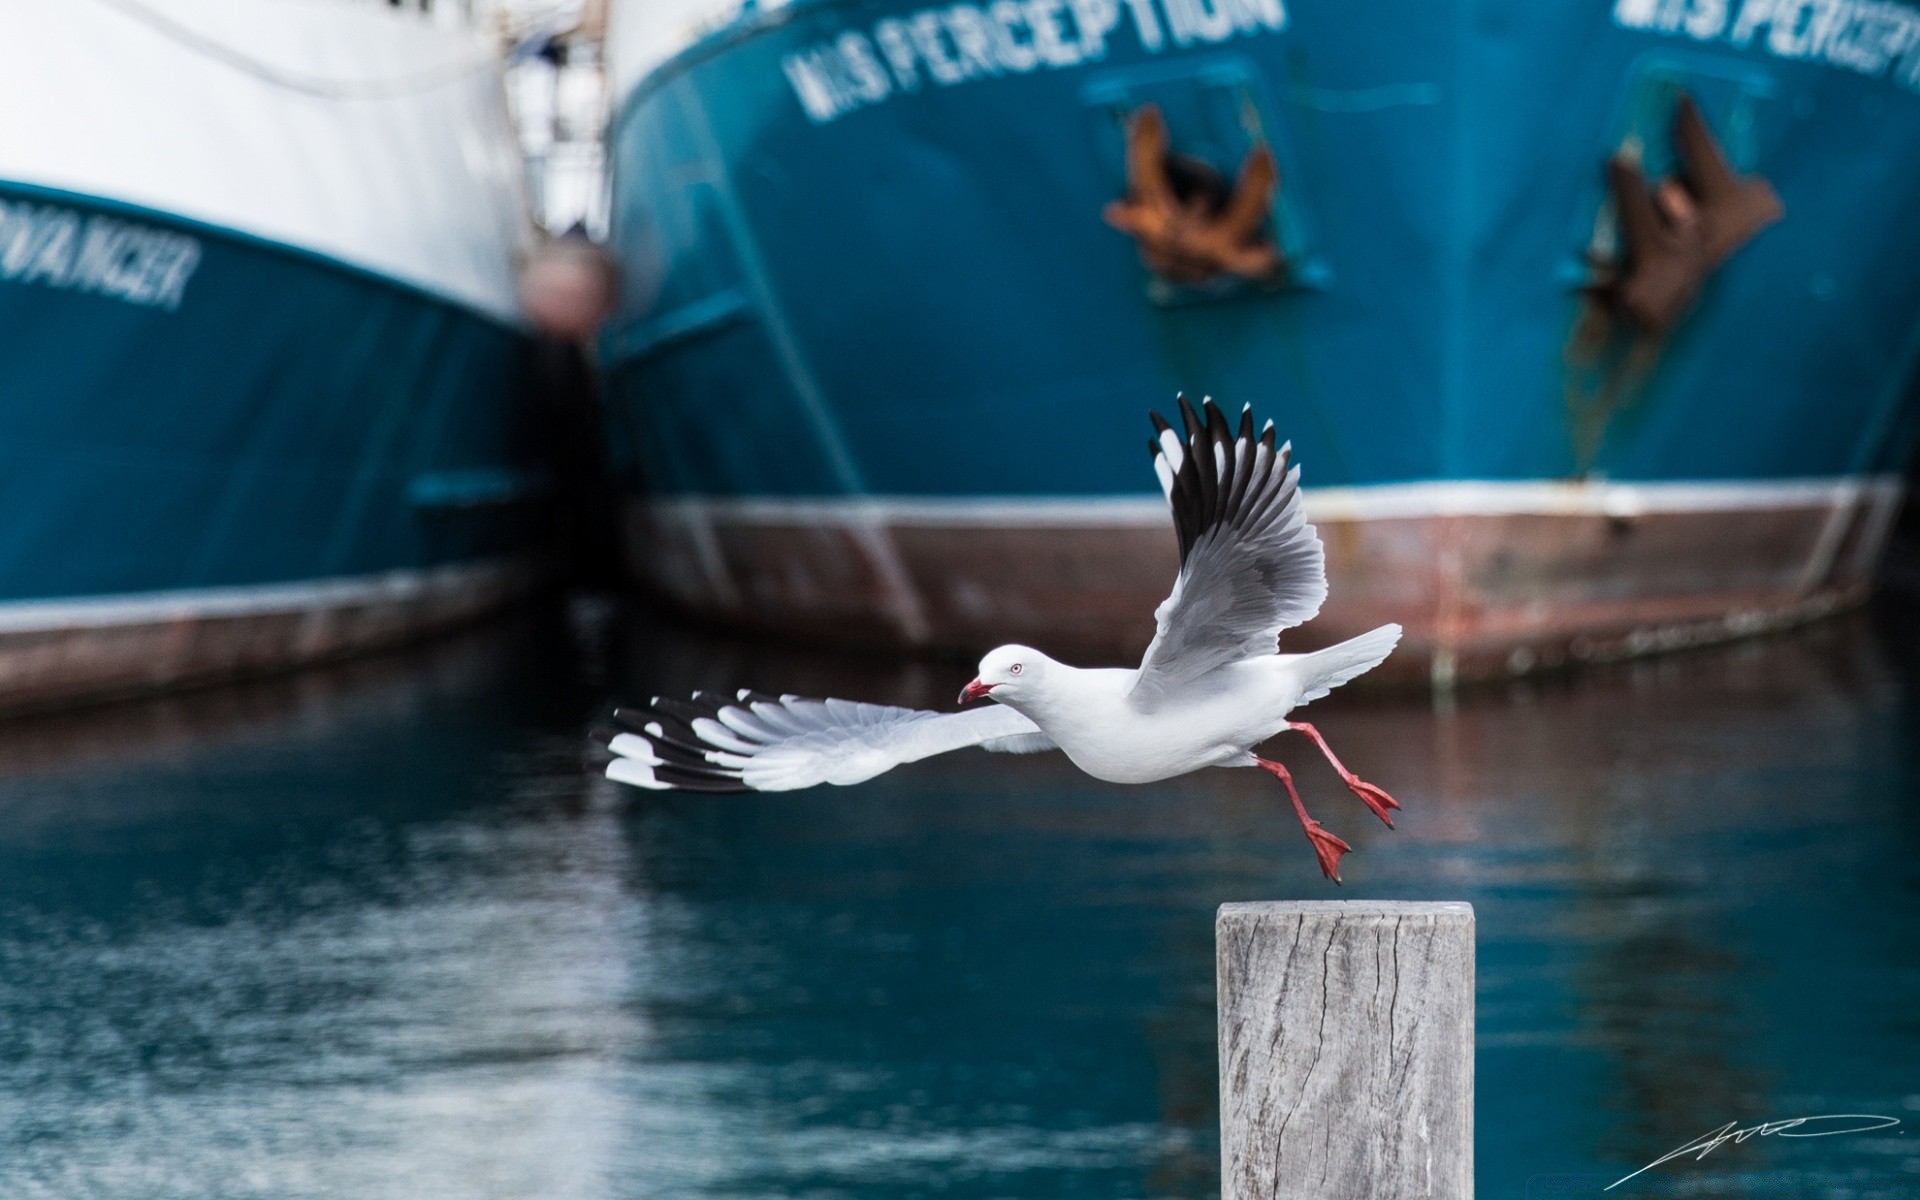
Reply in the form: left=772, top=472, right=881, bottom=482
left=958, top=678, right=995, bottom=704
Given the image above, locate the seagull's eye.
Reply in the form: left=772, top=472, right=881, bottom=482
left=1010, top=663, right=1023, bottom=675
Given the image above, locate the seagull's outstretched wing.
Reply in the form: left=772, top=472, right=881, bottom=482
left=603, top=690, right=1055, bottom=792
left=1131, top=396, right=1326, bottom=706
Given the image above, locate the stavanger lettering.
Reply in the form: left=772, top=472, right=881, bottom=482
left=0, top=200, right=202, bottom=312
left=1614, top=0, right=1920, bottom=91
left=781, top=0, right=1287, bottom=123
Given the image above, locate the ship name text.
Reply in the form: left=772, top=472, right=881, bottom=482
left=0, top=199, right=202, bottom=312
left=1615, top=0, right=1920, bottom=91
left=781, top=0, right=1287, bottom=123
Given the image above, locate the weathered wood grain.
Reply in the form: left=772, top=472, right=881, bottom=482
left=1217, top=901, right=1474, bottom=1200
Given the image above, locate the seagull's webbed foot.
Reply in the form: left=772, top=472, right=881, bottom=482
left=1301, top=822, right=1352, bottom=884
left=1286, top=721, right=1401, bottom=828
left=1255, top=756, right=1352, bottom=883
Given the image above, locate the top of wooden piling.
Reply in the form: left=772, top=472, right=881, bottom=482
left=1216, top=897, right=1476, bottom=1200
left=1219, top=899, right=1474, bottom=920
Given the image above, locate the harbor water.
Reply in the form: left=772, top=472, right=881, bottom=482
left=0, top=601, right=1915, bottom=1198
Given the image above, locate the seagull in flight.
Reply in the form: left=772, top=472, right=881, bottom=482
left=603, top=397, right=1404, bottom=882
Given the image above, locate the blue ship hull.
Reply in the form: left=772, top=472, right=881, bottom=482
left=0, top=184, right=542, bottom=711
left=602, top=0, right=1920, bottom=679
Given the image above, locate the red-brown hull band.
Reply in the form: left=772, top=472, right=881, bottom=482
left=624, top=483, right=1902, bottom=685
left=0, top=558, right=537, bottom=717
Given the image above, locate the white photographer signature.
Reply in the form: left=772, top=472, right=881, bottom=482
left=1607, top=1114, right=1902, bottom=1190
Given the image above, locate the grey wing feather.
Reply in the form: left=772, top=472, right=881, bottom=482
left=1132, top=397, right=1327, bottom=705
left=603, top=690, right=1054, bottom=792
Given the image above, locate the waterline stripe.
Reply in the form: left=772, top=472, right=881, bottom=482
left=0, top=559, right=529, bottom=635
left=645, top=476, right=1906, bottom=527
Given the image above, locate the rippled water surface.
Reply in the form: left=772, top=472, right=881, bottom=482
left=0, top=603, right=1916, bottom=1198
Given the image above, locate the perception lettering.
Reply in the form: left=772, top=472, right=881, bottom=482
left=1614, top=0, right=1920, bottom=90
left=782, top=0, right=1287, bottom=123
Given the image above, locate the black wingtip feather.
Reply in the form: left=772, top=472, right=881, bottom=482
left=1154, top=395, right=1305, bottom=567
left=611, top=708, right=720, bottom=763
left=1178, top=394, right=1202, bottom=440
left=1204, top=398, right=1231, bottom=442
left=648, top=765, right=752, bottom=793
left=1193, top=412, right=1221, bottom=534
left=604, top=694, right=759, bottom=793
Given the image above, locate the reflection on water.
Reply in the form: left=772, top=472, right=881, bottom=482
left=0, top=602, right=1916, bottom=1198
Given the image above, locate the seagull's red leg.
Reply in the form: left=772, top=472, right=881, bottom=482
left=1254, top=756, right=1351, bottom=883
left=1285, top=722, right=1400, bottom=828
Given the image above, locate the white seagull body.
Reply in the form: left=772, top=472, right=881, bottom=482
left=604, top=397, right=1404, bottom=881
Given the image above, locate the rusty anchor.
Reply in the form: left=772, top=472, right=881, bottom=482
left=1102, top=104, right=1283, bottom=286
left=1589, top=92, right=1784, bottom=337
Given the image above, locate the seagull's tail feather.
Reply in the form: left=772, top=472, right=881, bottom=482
left=1293, top=623, right=1401, bottom=707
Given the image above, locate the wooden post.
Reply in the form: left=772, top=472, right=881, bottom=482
left=1217, top=901, right=1475, bottom=1200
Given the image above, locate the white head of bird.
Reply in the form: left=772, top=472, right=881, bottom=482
left=959, top=644, right=1054, bottom=707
